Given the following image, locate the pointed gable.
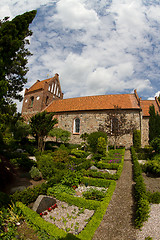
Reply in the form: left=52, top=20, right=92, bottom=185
left=140, top=98, right=160, bottom=117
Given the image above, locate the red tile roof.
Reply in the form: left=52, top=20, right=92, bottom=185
left=26, top=74, right=59, bottom=94
left=45, top=93, right=140, bottom=113
left=140, top=99, right=160, bottom=116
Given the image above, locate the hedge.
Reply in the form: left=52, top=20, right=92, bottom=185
left=131, top=146, right=150, bottom=229
left=17, top=178, right=116, bottom=240
left=82, top=149, right=125, bottom=180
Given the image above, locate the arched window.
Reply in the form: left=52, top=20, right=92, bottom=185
left=45, top=96, right=49, bottom=105
left=30, top=96, right=34, bottom=107
left=74, top=118, right=80, bottom=134
left=111, top=117, right=118, bottom=134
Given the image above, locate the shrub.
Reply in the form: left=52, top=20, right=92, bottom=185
left=133, top=130, right=141, bottom=149
left=47, top=184, right=75, bottom=196
left=70, top=149, right=88, bottom=158
left=61, top=170, right=82, bottom=187
left=83, top=189, right=106, bottom=201
left=97, top=137, right=107, bottom=156
left=29, top=166, right=41, bottom=180
left=131, top=146, right=150, bottom=229
left=10, top=153, right=36, bottom=171
left=143, top=160, right=160, bottom=177
left=37, top=153, right=57, bottom=179
left=135, top=198, right=150, bottom=229
left=146, top=191, right=160, bottom=204
left=87, top=131, right=107, bottom=153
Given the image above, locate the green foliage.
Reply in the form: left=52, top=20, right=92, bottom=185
left=150, top=137, right=160, bottom=153
left=131, top=147, right=150, bottom=229
left=0, top=203, right=22, bottom=239
left=133, top=130, right=141, bottom=149
left=142, top=160, right=160, bottom=177
left=83, top=188, right=106, bottom=201
left=61, top=170, right=82, bottom=187
left=0, top=192, right=11, bottom=209
left=97, top=137, right=106, bottom=156
left=16, top=178, right=116, bottom=240
left=49, top=127, right=71, bottom=143
left=0, top=10, right=36, bottom=103
left=53, top=148, right=70, bottom=163
left=12, top=120, right=31, bottom=141
left=37, top=149, right=70, bottom=179
left=30, top=111, right=58, bottom=151
left=149, top=105, right=160, bottom=142
left=37, top=152, right=59, bottom=179
left=47, top=184, right=75, bottom=196
left=146, top=191, right=160, bottom=204
left=135, top=198, right=150, bottom=229
left=87, top=131, right=107, bottom=153
left=70, top=149, right=88, bottom=158
left=29, top=166, right=41, bottom=180
left=10, top=153, right=36, bottom=171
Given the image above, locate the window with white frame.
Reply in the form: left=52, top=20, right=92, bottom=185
left=73, top=118, right=80, bottom=133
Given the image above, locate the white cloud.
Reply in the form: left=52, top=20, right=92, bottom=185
left=1, top=0, right=160, bottom=112
left=53, top=0, right=100, bottom=30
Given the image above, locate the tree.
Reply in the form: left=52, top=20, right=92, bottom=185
left=12, top=119, right=31, bottom=142
left=30, top=111, right=58, bottom=151
left=149, top=105, right=160, bottom=142
left=0, top=10, right=37, bottom=104
left=87, top=131, right=107, bottom=153
left=0, top=10, right=36, bottom=143
left=99, top=105, right=136, bottom=149
left=49, top=127, right=71, bottom=143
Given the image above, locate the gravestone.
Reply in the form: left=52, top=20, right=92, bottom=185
left=32, top=195, right=56, bottom=214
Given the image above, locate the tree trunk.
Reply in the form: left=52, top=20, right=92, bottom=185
left=38, top=136, right=45, bottom=152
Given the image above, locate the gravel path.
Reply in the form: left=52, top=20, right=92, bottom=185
left=92, top=150, right=136, bottom=240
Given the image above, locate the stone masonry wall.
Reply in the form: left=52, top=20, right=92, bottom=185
left=141, top=117, right=149, bottom=147
left=57, top=110, right=141, bottom=149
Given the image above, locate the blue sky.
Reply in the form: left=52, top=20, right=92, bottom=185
left=1, top=0, right=160, bottom=112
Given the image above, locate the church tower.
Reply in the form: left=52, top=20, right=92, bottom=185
left=21, top=73, right=63, bottom=121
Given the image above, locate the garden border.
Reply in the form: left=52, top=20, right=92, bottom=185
left=17, top=178, right=116, bottom=240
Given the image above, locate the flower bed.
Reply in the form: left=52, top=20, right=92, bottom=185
left=17, top=178, right=116, bottom=240
left=41, top=199, right=94, bottom=234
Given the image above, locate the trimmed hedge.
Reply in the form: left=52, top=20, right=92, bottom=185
left=83, top=149, right=125, bottom=180
left=11, top=176, right=62, bottom=205
left=17, top=178, right=116, bottom=240
left=131, top=146, right=150, bottom=229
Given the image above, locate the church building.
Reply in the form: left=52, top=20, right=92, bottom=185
left=21, top=74, right=160, bottom=148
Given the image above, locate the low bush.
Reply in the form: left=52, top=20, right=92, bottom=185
left=146, top=191, right=160, bottom=204
left=61, top=170, right=82, bottom=187
left=135, top=198, right=150, bottom=229
left=10, top=153, right=36, bottom=171
left=29, top=166, right=41, bottom=180
left=83, top=188, right=106, bottom=201
left=11, top=175, right=62, bottom=205
left=142, top=160, right=160, bottom=177
left=70, top=149, right=88, bottom=158
left=131, top=146, right=150, bottom=229
left=47, top=184, right=75, bottom=196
